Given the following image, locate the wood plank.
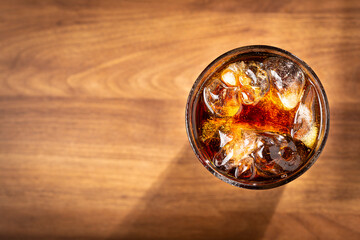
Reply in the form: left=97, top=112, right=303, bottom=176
left=0, top=0, right=359, bottom=239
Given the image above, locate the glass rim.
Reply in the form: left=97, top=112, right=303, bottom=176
left=185, top=45, right=330, bottom=190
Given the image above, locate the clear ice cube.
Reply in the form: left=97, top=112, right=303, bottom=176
left=213, top=130, right=258, bottom=178
left=238, top=61, right=270, bottom=105
left=253, top=132, right=303, bottom=176
left=264, top=57, right=305, bottom=110
left=221, top=63, right=241, bottom=86
left=213, top=144, right=235, bottom=171
left=234, top=156, right=255, bottom=179
left=291, top=85, right=318, bottom=148
left=219, top=130, right=233, bottom=148
left=203, top=78, right=242, bottom=117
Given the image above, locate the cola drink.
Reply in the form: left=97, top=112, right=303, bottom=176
left=186, top=46, right=329, bottom=189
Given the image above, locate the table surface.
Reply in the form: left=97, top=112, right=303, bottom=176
left=0, top=0, right=359, bottom=239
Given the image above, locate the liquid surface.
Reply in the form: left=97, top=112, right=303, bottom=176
left=194, top=55, right=320, bottom=181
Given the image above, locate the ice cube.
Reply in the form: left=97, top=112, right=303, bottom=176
left=253, top=132, right=303, bottom=176
left=213, top=144, right=235, bottom=171
left=221, top=70, right=237, bottom=86
left=264, top=57, right=305, bottom=110
left=234, top=157, right=255, bottom=179
left=220, top=62, right=244, bottom=86
left=291, top=85, right=318, bottom=148
left=213, top=130, right=258, bottom=178
left=238, top=61, right=270, bottom=105
left=203, top=78, right=242, bottom=117
left=219, top=130, right=233, bottom=148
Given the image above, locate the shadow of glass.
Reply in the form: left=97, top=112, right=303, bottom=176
left=108, top=144, right=285, bottom=240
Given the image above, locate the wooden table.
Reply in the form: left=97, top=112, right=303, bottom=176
left=0, top=0, right=359, bottom=239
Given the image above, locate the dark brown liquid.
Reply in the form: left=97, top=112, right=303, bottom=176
left=193, top=56, right=318, bottom=181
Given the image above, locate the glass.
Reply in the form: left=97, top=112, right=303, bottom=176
left=185, top=45, right=330, bottom=189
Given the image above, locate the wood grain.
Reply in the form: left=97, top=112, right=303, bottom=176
left=0, top=0, right=359, bottom=239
